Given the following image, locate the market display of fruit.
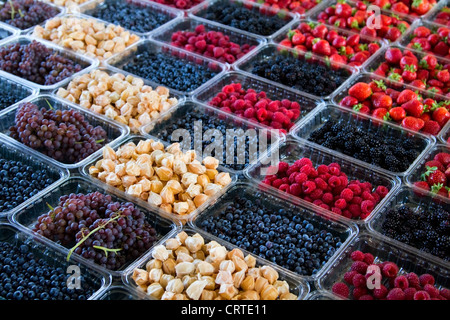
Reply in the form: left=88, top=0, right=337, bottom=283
left=313, top=0, right=412, bottom=42
left=275, top=21, right=382, bottom=68
left=0, top=0, right=448, bottom=303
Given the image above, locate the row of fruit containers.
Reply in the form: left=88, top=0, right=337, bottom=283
left=0, top=0, right=448, bottom=301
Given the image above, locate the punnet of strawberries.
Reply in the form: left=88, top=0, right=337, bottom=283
left=340, top=78, right=450, bottom=134
left=413, top=150, right=450, bottom=199
left=371, top=47, right=450, bottom=96
left=430, top=5, right=450, bottom=26
left=169, top=24, right=256, bottom=64
left=367, top=0, right=437, bottom=17
left=246, top=0, right=322, bottom=15
left=314, top=0, right=411, bottom=42
left=261, top=158, right=390, bottom=220
left=403, top=24, right=450, bottom=60
left=277, top=21, right=381, bottom=68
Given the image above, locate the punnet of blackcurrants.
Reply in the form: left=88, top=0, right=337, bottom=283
left=0, top=0, right=60, bottom=30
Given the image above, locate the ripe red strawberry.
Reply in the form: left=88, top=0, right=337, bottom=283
left=348, top=82, right=373, bottom=101
left=312, top=39, right=331, bottom=56
left=434, top=152, right=450, bottom=166
left=385, top=27, right=402, bottom=42
left=389, top=107, right=407, bottom=121
left=391, top=2, right=410, bottom=14
left=436, top=69, right=450, bottom=83
left=335, top=2, right=352, bottom=18
left=433, top=41, right=449, bottom=56
left=372, top=108, right=390, bottom=121
left=401, top=116, right=425, bottom=131
left=425, top=160, right=446, bottom=172
left=371, top=93, right=393, bottom=109
left=346, top=34, right=360, bottom=47
left=421, top=166, right=447, bottom=186
left=420, top=54, right=438, bottom=69
left=410, top=79, right=427, bottom=90
left=432, top=107, right=450, bottom=127
left=292, top=32, right=306, bottom=46
left=396, top=89, right=417, bottom=105
left=400, top=56, right=418, bottom=70
left=402, top=99, right=424, bottom=118
left=385, top=48, right=403, bottom=64
left=413, top=181, right=430, bottom=192
left=411, top=0, right=431, bottom=16
left=422, top=120, right=441, bottom=135
left=369, top=79, right=387, bottom=93
left=414, top=26, right=431, bottom=38
left=312, top=24, right=328, bottom=38
left=360, top=26, right=377, bottom=38
left=340, top=95, right=359, bottom=108
left=386, top=88, right=400, bottom=102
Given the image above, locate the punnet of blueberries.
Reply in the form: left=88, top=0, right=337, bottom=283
left=88, top=0, right=173, bottom=34
left=308, top=118, right=424, bottom=173
left=198, top=0, right=288, bottom=36
left=122, top=49, right=218, bottom=93
left=197, top=187, right=348, bottom=276
left=0, top=0, right=60, bottom=30
left=0, top=78, right=32, bottom=112
left=0, top=157, right=55, bottom=212
left=250, top=54, right=350, bottom=97
left=0, top=241, right=98, bottom=300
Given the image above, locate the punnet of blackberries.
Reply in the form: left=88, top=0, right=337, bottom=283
left=33, top=191, right=159, bottom=271
left=0, top=0, right=60, bottom=30
left=9, top=102, right=107, bottom=164
left=0, top=40, right=82, bottom=86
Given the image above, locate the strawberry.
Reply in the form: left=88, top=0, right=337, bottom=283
left=292, top=32, right=306, bottom=46
left=312, top=39, right=331, bottom=56
left=433, top=41, right=449, bottom=56
left=368, top=43, right=380, bottom=55
left=422, top=120, right=441, bottom=135
left=328, top=53, right=346, bottom=70
left=402, top=68, right=417, bottom=82
left=372, top=108, right=390, bottom=121
left=371, top=93, right=393, bottom=109
left=332, top=36, right=346, bottom=48
left=420, top=54, right=438, bottom=70
left=414, top=26, right=432, bottom=38
left=425, top=160, right=446, bottom=172
left=400, top=56, right=419, bottom=70
left=396, top=89, right=417, bottom=105
left=326, top=30, right=339, bottom=43
left=339, top=95, right=359, bottom=108
left=348, top=82, right=373, bottom=101
left=353, top=103, right=370, bottom=114
left=389, top=106, right=407, bottom=121
left=360, top=26, right=377, bottom=38
left=385, top=27, right=402, bottom=42
left=312, top=24, right=328, bottom=38
left=410, top=79, right=427, bottom=90
left=446, top=167, right=450, bottom=180
left=386, top=88, right=400, bottom=102
left=369, top=79, right=387, bottom=93
left=434, top=152, right=450, bottom=165
left=412, top=0, right=431, bottom=16
left=346, top=34, right=360, bottom=47
left=432, top=107, right=450, bottom=127
left=335, top=2, right=352, bottom=18
left=428, top=33, right=440, bottom=47
left=385, top=48, right=403, bottom=64
left=391, top=2, right=410, bottom=14
left=401, top=99, right=424, bottom=118
left=436, top=69, right=450, bottom=83
left=421, top=166, right=447, bottom=186
left=401, top=116, right=425, bottom=131
left=413, top=181, right=430, bottom=192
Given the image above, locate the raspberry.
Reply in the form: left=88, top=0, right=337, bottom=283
left=314, top=177, right=328, bottom=190
left=414, top=291, right=431, bottom=300
left=331, top=207, right=342, bottom=215
left=351, top=196, right=362, bottom=205
left=294, top=173, right=308, bottom=184
left=348, top=204, right=361, bottom=218
left=329, top=166, right=341, bottom=176
left=322, top=192, right=334, bottom=204
left=424, top=284, right=440, bottom=298
left=361, top=200, right=375, bottom=215
left=328, top=176, right=341, bottom=188
left=254, top=99, right=268, bottom=109
left=267, top=100, right=280, bottom=112
left=362, top=191, right=375, bottom=201
left=334, top=198, right=347, bottom=210
left=350, top=250, right=365, bottom=262
left=243, top=107, right=255, bottom=118
left=373, top=285, right=389, bottom=299
left=279, top=184, right=290, bottom=192
left=278, top=162, right=289, bottom=173
left=286, top=166, right=300, bottom=176
left=419, top=274, right=435, bottom=287
left=302, top=181, right=316, bottom=194
left=394, top=275, right=409, bottom=290
left=313, top=199, right=323, bottom=206
left=405, top=273, right=420, bottom=289
left=195, top=40, right=207, bottom=51
left=340, top=188, right=354, bottom=202
left=332, top=282, right=349, bottom=298
left=339, top=175, right=349, bottom=187
left=348, top=183, right=362, bottom=195
left=382, top=262, right=399, bottom=278
left=290, top=101, right=300, bottom=110
left=375, top=185, right=389, bottom=198
left=352, top=273, right=366, bottom=288
left=363, top=253, right=374, bottom=265
left=272, top=179, right=283, bottom=189
left=289, top=183, right=302, bottom=196
left=272, top=112, right=287, bottom=125
left=244, top=92, right=257, bottom=103
left=317, top=164, right=329, bottom=174
left=319, top=204, right=330, bottom=210
left=310, top=188, right=323, bottom=200
left=342, top=210, right=352, bottom=219
left=270, top=121, right=283, bottom=129
left=233, top=99, right=246, bottom=110
left=440, top=288, right=450, bottom=300
left=256, top=108, right=268, bottom=121
left=371, top=192, right=380, bottom=204
left=299, top=165, right=313, bottom=176
left=353, top=287, right=368, bottom=300
left=289, top=172, right=300, bottom=184
left=387, top=288, right=405, bottom=300
left=404, top=287, right=417, bottom=300
left=351, top=261, right=368, bottom=274
left=194, top=24, right=205, bottom=34
left=294, top=158, right=313, bottom=168
left=359, top=294, right=374, bottom=300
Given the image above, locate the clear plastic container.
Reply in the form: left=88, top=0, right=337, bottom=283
left=95, top=284, right=149, bottom=300
left=405, top=143, right=450, bottom=204
left=104, top=38, right=228, bottom=96
left=78, top=0, right=183, bottom=38
left=423, top=0, right=450, bottom=27
left=121, top=226, right=311, bottom=300
left=144, top=0, right=207, bottom=15
left=316, top=231, right=450, bottom=300
left=10, top=175, right=180, bottom=278
left=271, top=19, right=387, bottom=71
left=363, top=44, right=450, bottom=93
left=234, top=43, right=358, bottom=101
left=0, top=73, right=38, bottom=115
left=367, top=185, right=450, bottom=267
left=0, top=35, right=98, bottom=92
left=439, top=120, right=450, bottom=145
left=0, top=222, right=111, bottom=300
left=0, top=22, right=19, bottom=44
left=189, top=180, right=359, bottom=282
left=139, top=100, right=284, bottom=177
left=0, top=0, right=64, bottom=35
left=397, top=19, right=450, bottom=60
left=79, top=134, right=237, bottom=224
left=0, top=137, right=69, bottom=219
left=305, top=290, right=342, bottom=300
left=192, top=71, right=323, bottom=133
left=331, top=72, right=450, bottom=138
left=189, top=0, right=297, bottom=40
left=0, top=94, right=129, bottom=170
left=51, top=66, right=185, bottom=135
left=290, top=104, right=435, bottom=177
left=149, top=16, right=266, bottom=67
left=244, top=138, right=401, bottom=225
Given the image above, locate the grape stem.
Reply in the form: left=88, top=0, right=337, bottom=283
left=44, top=99, right=54, bottom=110
left=66, top=212, right=123, bottom=262
left=93, top=245, right=122, bottom=257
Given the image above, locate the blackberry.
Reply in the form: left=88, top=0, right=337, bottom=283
left=307, top=118, right=423, bottom=172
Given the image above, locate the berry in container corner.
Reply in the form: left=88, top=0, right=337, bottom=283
left=314, top=0, right=411, bottom=42
left=404, top=24, right=450, bottom=60
left=413, top=150, right=450, bottom=199
left=277, top=21, right=381, bottom=68
left=431, top=6, right=450, bottom=27
left=340, top=78, right=450, bottom=135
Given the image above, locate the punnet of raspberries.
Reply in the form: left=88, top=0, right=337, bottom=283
left=340, top=79, right=450, bottom=134
left=403, top=24, right=450, bottom=60
left=208, top=82, right=302, bottom=133
left=372, top=47, right=450, bottom=96
left=150, top=0, right=203, bottom=10
left=431, top=5, right=450, bottom=26
left=331, top=250, right=449, bottom=300
left=261, top=158, right=390, bottom=220
left=170, top=24, right=256, bottom=64
left=246, top=0, right=321, bottom=15
left=413, top=150, right=450, bottom=199
left=277, top=21, right=381, bottom=69
left=314, top=0, right=411, bottom=42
